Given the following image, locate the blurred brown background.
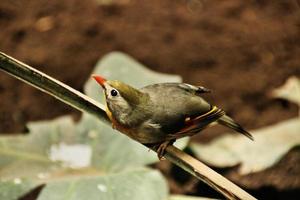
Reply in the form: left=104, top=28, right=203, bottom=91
left=0, top=0, right=299, bottom=199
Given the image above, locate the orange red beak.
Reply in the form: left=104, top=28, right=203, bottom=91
left=92, top=75, right=106, bottom=87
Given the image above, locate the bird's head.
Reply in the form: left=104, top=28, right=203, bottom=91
left=92, top=75, right=148, bottom=120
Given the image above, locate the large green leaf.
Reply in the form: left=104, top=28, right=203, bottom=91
left=37, top=168, right=167, bottom=200
left=270, top=76, right=300, bottom=108
left=191, top=118, right=300, bottom=175
left=0, top=116, right=74, bottom=176
left=0, top=116, right=75, bottom=199
left=0, top=179, right=37, bottom=200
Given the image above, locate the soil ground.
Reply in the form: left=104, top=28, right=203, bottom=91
left=0, top=0, right=300, bottom=199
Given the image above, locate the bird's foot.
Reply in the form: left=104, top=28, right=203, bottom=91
left=156, top=140, right=175, bottom=160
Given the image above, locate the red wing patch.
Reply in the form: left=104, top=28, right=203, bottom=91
left=167, top=106, right=225, bottom=140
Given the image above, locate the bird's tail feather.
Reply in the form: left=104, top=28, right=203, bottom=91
left=218, top=115, right=254, bottom=140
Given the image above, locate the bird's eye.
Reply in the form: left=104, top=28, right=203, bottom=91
left=110, top=89, right=118, bottom=97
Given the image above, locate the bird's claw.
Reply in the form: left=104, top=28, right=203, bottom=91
left=156, top=140, right=175, bottom=160
left=157, top=143, right=168, bottom=160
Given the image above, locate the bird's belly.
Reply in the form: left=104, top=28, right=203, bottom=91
left=105, top=108, right=162, bottom=143
left=106, top=103, right=171, bottom=144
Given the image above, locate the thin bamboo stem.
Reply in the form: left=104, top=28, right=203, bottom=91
left=0, top=52, right=256, bottom=200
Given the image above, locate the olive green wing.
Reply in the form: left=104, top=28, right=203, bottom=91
left=141, top=83, right=213, bottom=134
left=141, top=83, right=211, bottom=95
left=177, top=83, right=211, bottom=95
left=166, top=106, right=225, bottom=140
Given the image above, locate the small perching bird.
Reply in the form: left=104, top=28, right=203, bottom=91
left=92, top=75, right=254, bottom=159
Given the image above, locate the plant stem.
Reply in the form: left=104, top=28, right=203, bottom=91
left=0, top=52, right=256, bottom=200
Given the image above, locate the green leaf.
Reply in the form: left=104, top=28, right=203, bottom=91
left=0, top=116, right=74, bottom=199
left=270, top=76, right=300, bottom=108
left=37, top=168, right=168, bottom=200
left=0, top=113, right=169, bottom=200
left=190, top=118, right=300, bottom=175
left=0, top=116, right=81, bottom=176
left=0, top=179, right=37, bottom=200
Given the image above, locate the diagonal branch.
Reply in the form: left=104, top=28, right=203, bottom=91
left=0, top=52, right=256, bottom=200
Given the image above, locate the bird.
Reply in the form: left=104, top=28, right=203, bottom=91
left=92, top=75, right=254, bottom=159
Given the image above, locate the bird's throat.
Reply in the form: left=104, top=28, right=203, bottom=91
left=105, top=103, right=114, bottom=122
